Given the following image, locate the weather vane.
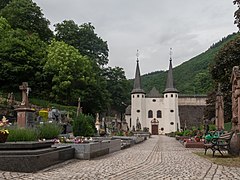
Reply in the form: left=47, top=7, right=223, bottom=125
left=136, top=49, right=139, bottom=62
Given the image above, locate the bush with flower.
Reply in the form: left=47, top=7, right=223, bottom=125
left=0, top=116, right=9, bottom=135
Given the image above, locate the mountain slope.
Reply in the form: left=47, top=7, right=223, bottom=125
left=138, top=32, right=239, bottom=95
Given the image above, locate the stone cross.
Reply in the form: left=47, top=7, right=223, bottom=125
left=19, top=82, right=29, bottom=107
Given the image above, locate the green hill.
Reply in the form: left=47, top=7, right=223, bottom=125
left=137, top=32, right=239, bottom=95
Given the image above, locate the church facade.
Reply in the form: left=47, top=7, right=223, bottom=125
left=125, top=57, right=181, bottom=134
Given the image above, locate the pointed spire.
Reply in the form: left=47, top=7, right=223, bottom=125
left=163, top=48, right=179, bottom=94
left=131, top=50, right=145, bottom=94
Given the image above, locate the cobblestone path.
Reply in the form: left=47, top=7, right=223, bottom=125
left=1, top=135, right=240, bottom=180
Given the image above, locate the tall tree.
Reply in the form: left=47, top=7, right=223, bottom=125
left=54, top=20, right=109, bottom=67
left=44, top=40, right=93, bottom=104
left=0, top=0, right=53, bottom=42
left=103, top=67, right=131, bottom=114
left=0, top=0, right=12, bottom=10
left=210, top=35, right=240, bottom=122
left=0, top=17, right=47, bottom=91
left=234, top=0, right=240, bottom=29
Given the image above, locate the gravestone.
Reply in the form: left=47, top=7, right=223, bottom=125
left=15, top=82, right=35, bottom=128
left=230, top=66, right=240, bottom=155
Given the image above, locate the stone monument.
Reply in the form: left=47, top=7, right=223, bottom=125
left=95, top=113, right=101, bottom=135
left=231, top=66, right=240, bottom=131
left=230, top=66, right=240, bottom=154
left=215, top=83, right=224, bottom=130
left=76, top=97, right=82, bottom=117
left=15, top=82, right=35, bottom=127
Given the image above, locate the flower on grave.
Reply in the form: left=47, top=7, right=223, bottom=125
left=0, top=116, right=9, bottom=134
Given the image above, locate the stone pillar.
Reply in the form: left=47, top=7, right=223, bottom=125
left=215, top=83, right=224, bottom=130
left=15, top=82, right=35, bottom=128
left=95, top=113, right=100, bottom=135
left=76, top=97, right=82, bottom=117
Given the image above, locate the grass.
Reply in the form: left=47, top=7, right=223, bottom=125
left=194, top=151, right=240, bottom=167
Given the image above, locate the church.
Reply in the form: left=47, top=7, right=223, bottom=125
left=125, top=54, right=207, bottom=135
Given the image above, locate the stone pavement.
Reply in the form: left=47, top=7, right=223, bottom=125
left=1, top=135, right=240, bottom=180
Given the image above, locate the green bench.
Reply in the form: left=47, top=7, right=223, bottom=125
left=204, top=131, right=234, bottom=157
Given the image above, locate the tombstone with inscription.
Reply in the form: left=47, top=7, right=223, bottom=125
left=15, top=82, right=35, bottom=128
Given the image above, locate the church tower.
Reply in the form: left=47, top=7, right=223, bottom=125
left=163, top=50, right=180, bottom=133
left=130, top=52, right=146, bottom=131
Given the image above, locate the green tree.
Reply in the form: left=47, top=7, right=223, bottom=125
left=0, top=0, right=53, bottom=41
left=44, top=40, right=93, bottom=104
left=0, top=17, right=47, bottom=91
left=72, top=113, right=95, bottom=137
left=210, top=35, right=240, bottom=122
left=234, top=0, right=240, bottom=29
left=193, top=71, right=214, bottom=94
left=54, top=20, right=109, bottom=67
left=0, top=0, right=12, bottom=10
left=103, top=67, right=131, bottom=114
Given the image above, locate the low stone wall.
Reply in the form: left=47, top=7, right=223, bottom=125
left=54, top=139, right=121, bottom=160
left=0, top=142, right=74, bottom=172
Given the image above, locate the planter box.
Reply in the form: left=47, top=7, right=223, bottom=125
left=184, top=141, right=204, bottom=148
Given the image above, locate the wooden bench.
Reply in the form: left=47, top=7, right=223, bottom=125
left=204, top=131, right=234, bottom=157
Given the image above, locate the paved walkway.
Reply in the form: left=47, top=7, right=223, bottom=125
left=1, top=135, right=240, bottom=180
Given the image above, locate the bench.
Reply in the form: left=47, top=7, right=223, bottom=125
left=204, top=131, right=234, bottom=157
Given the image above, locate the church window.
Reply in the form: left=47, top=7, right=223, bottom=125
left=137, top=110, right=140, bottom=113
left=161, top=127, right=164, bottom=131
left=142, top=95, right=144, bottom=98
left=176, top=94, right=178, bottom=98
left=157, top=110, right=162, bottom=118
left=171, top=94, right=173, bottom=97
left=137, top=95, right=139, bottom=98
left=170, top=110, right=174, bottom=112
left=165, top=95, right=168, bottom=98
left=133, top=95, right=135, bottom=98
left=148, top=110, right=153, bottom=118
left=130, top=118, right=132, bottom=127
left=170, top=122, right=174, bottom=125
left=152, top=99, right=156, bottom=102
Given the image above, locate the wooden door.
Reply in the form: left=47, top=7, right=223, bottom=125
left=152, top=125, right=158, bottom=135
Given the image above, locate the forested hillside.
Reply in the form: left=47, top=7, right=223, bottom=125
left=136, top=32, right=239, bottom=95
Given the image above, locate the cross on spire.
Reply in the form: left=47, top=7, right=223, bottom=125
left=170, top=48, right=173, bottom=60
left=136, top=49, right=139, bottom=62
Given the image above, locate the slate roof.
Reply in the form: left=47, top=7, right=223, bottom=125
left=146, top=87, right=161, bottom=98
left=163, top=59, right=179, bottom=94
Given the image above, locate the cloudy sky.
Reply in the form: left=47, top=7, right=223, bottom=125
left=33, top=0, right=238, bottom=79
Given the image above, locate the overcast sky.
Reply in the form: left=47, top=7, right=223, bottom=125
left=33, top=0, right=238, bottom=79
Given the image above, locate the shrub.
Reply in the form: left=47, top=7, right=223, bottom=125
left=116, top=131, right=124, bottom=136
left=73, top=114, right=95, bottom=137
left=209, top=124, right=216, bottom=131
left=7, top=127, right=38, bottom=142
left=175, top=131, right=184, bottom=136
left=37, top=123, right=62, bottom=139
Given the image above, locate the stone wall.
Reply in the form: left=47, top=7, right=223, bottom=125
left=179, top=105, right=206, bottom=129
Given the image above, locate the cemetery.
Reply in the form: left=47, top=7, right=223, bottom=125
left=1, top=0, right=240, bottom=178
left=0, top=81, right=150, bottom=172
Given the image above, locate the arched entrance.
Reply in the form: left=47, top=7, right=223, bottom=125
left=151, top=118, right=159, bottom=135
